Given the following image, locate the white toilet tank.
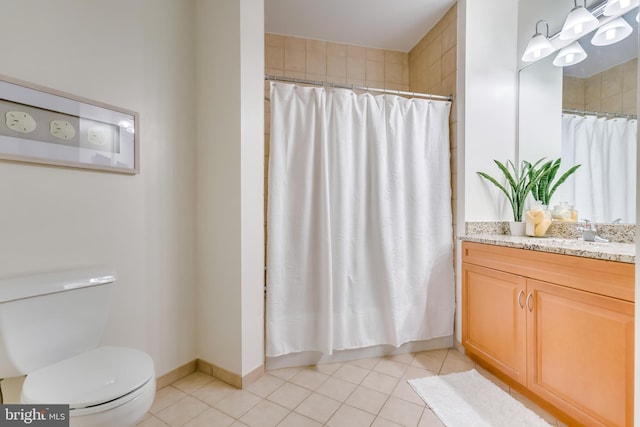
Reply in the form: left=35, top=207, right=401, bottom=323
left=0, top=269, right=115, bottom=378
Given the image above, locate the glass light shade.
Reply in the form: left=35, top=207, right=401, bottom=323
left=522, top=34, right=554, bottom=62
left=553, top=41, right=588, bottom=66
left=559, top=6, right=599, bottom=40
left=603, top=0, right=637, bottom=16
left=591, top=17, right=633, bottom=46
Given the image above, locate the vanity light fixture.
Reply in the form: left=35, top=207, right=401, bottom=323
left=591, top=16, right=633, bottom=46
left=522, top=20, right=554, bottom=62
left=553, top=41, right=588, bottom=66
left=603, top=0, right=637, bottom=16
left=559, top=0, right=599, bottom=40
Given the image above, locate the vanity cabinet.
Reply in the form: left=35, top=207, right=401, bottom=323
left=462, top=241, right=634, bottom=427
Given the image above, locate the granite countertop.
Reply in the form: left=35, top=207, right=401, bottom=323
left=461, top=234, right=635, bottom=264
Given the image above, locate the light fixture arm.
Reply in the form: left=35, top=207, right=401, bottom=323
left=534, top=20, right=550, bottom=37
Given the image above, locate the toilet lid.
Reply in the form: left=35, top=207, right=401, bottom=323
left=22, top=346, right=154, bottom=409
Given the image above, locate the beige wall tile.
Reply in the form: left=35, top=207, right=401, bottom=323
left=366, top=59, right=385, bottom=84
left=442, top=47, right=456, bottom=79
left=384, top=62, right=403, bottom=86
left=366, top=47, right=385, bottom=62
left=601, top=93, right=623, bottom=114
left=602, top=65, right=623, bottom=98
left=284, top=37, right=306, bottom=73
left=428, top=60, right=442, bottom=94
left=347, top=56, right=366, bottom=84
left=327, top=42, right=347, bottom=57
left=442, top=22, right=456, bottom=53
left=265, top=38, right=284, bottom=71
left=427, top=35, right=442, bottom=66
left=623, top=58, right=637, bottom=94
left=327, top=54, right=347, bottom=81
left=622, top=90, right=637, bottom=115
left=306, top=39, right=327, bottom=77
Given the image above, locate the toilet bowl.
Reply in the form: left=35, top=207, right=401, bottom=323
left=0, top=269, right=156, bottom=427
left=21, top=347, right=155, bottom=427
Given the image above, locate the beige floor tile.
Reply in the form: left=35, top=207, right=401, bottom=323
left=172, top=372, right=214, bottom=394
left=156, top=395, right=209, bottom=427
left=410, top=349, right=448, bottom=373
left=137, top=412, right=152, bottom=424
left=191, top=380, right=237, bottom=406
left=245, top=374, right=285, bottom=398
left=373, top=359, right=408, bottom=378
left=345, top=385, right=389, bottom=415
left=391, top=380, right=424, bottom=406
left=229, top=422, right=249, bottom=427
left=361, top=371, right=399, bottom=394
left=348, top=357, right=382, bottom=370
left=150, top=386, right=189, bottom=414
left=371, top=417, right=403, bottom=427
left=417, top=408, right=445, bottom=427
left=137, top=416, right=169, bottom=427
left=267, top=366, right=303, bottom=381
left=289, top=368, right=330, bottom=391
left=315, top=376, right=358, bottom=402
left=277, top=412, right=322, bottom=427
left=214, top=390, right=262, bottom=419
left=402, top=366, right=436, bottom=381
left=294, top=392, right=341, bottom=423
left=183, top=407, right=235, bottom=427
left=378, top=397, right=424, bottom=427
left=326, top=404, right=376, bottom=427
left=439, top=349, right=475, bottom=375
left=149, top=386, right=188, bottom=414
left=384, top=353, right=415, bottom=365
left=266, top=382, right=311, bottom=409
left=308, top=362, right=343, bottom=376
left=238, top=400, right=289, bottom=427
left=332, top=364, right=370, bottom=384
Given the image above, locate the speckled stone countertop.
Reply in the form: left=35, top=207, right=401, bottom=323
left=461, top=234, right=635, bottom=264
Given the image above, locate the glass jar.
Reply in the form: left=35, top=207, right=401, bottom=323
left=525, top=202, right=552, bottom=237
left=551, top=202, right=578, bottom=222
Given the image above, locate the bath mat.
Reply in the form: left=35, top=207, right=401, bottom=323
left=408, top=369, right=552, bottom=427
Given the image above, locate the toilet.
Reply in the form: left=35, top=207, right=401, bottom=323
left=0, top=269, right=155, bottom=427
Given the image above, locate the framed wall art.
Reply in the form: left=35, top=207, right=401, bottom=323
left=0, top=74, right=139, bottom=174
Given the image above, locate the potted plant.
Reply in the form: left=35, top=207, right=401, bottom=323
left=477, top=159, right=547, bottom=235
left=530, top=158, right=581, bottom=206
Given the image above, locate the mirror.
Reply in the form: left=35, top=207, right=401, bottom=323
left=518, top=1, right=638, bottom=224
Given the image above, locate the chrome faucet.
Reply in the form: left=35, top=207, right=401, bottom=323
left=576, top=219, right=609, bottom=242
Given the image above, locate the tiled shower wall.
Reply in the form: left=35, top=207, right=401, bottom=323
left=409, top=3, right=457, bottom=235
left=563, top=58, right=637, bottom=115
left=264, top=4, right=458, bottom=261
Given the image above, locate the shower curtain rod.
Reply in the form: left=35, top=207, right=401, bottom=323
left=265, top=74, right=454, bottom=102
left=563, top=108, right=637, bottom=120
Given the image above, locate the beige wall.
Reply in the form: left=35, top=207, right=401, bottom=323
left=196, top=0, right=265, bottom=379
left=563, top=58, right=638, bottom=116
left=0, top=0, right=197, bottom=377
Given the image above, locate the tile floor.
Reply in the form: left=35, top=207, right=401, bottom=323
left=137, top=348, right=567, bottom=427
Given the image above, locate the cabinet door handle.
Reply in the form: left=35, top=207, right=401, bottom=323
left=526, top=292, right=533, bottom=312
left=517, top=289, right=524, bottom=309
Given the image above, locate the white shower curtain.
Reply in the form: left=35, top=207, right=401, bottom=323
left=266, top=82, right=455, bottom=357
left=561, top=114, right=637, bottom=223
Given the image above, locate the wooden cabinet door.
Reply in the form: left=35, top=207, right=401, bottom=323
left=462, top=263, right=527, bottom=385
left=526, top=279, right=634, bottom=427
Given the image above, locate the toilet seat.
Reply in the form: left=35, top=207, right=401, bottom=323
left=21, top=346, right=154, bottom=412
